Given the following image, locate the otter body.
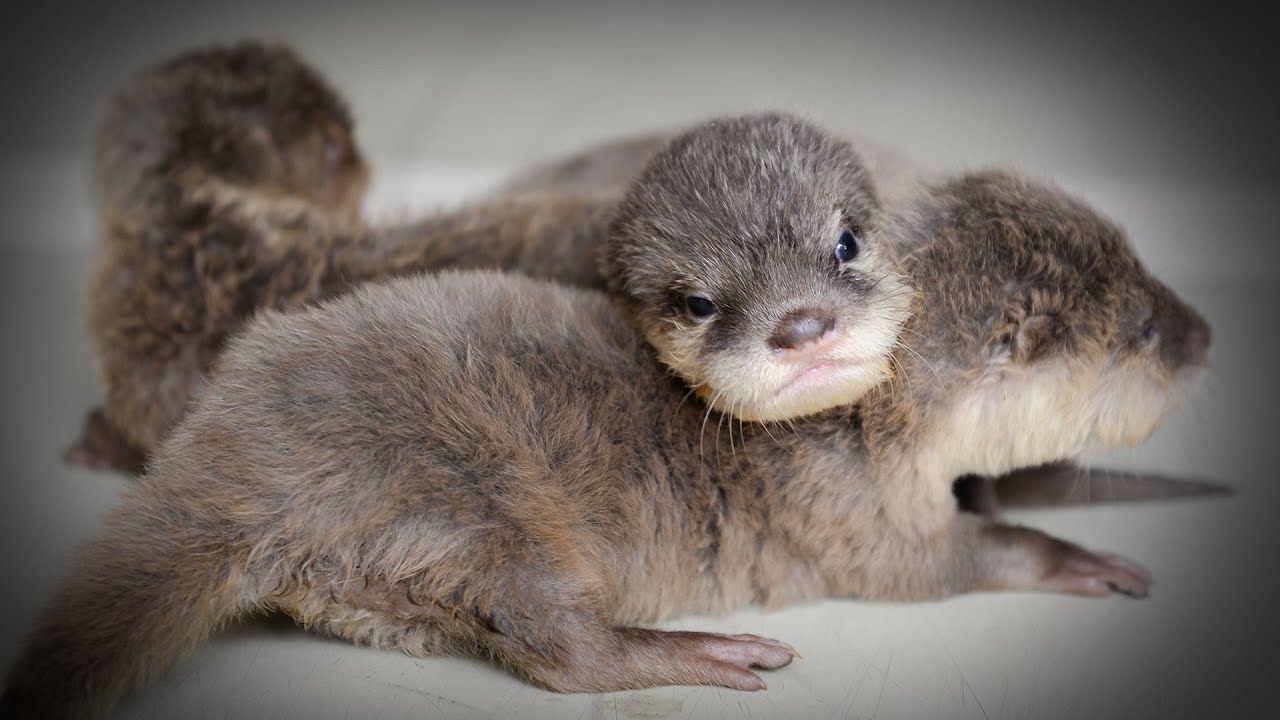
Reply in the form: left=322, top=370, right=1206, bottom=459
left=78, top=43, right=618, bottom=464
left=4, top=168, right=1210, bottom=716
left=83, top=41, right=369, bottom=462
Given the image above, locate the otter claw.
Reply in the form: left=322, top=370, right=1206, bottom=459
left=1049, top=545, right=1153, bottom=598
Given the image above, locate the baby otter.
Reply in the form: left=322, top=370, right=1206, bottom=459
left=77, top=107, right=909, bottom=464
left=77, top=41, right=369, bottom=467
left=603, top=114, right=909, bottom=421
left=3, top=169, right=1210, bottom=716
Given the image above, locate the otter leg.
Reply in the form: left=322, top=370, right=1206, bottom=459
left=965, top=521, right=1152, bottom=597
left=285, top=575, right=796, bottom=692
left=513, top=627, right=799, bottom=692
left=62, top=407, right=148, bottom=474
left=850, top=513, right=1151, bottom=600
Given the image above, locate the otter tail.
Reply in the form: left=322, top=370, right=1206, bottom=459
left=956, top=461, right=1232, bottom=514
left=998, top=461, right=1232, bottom=507
left=2, top=489, right=251, bottom=719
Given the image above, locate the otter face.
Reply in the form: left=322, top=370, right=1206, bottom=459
left=272, top=116, right=369, bottom=215
left=1072, top=269, right=1210, bottom=449
left=172, top=42, right=369, bottom=214
left=904, top=171, right=1210, bottom=478
left=606, top=114, right=912, bottom=422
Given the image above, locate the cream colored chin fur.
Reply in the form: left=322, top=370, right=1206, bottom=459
left=664, top=315, right=905, bottom=422
left=887, top=356, right=1182, bottom=536
left=716, top=357, right=894, bottom=422
left=926, top=356, right=1172, bottom=479
left=653, top=276, right=912, bottom=422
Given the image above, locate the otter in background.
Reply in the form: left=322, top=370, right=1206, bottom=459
left=72, top=41, right=369, bottom=471
left=3, top=163, right=1213, bottom=716
left=72, top=42, right=615, bottom=469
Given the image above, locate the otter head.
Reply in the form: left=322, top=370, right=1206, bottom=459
left=162, top=42, right=369, bottom=213
left=605, top=113, right=912, bottom=422
left=893, top=170, right=1210, bottom=480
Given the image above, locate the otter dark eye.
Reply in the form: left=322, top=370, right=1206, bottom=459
left=834, top=227, right=860, bottom=263
left=1139, top=321, right=1158, bottom=344
left=325, top=137, right=343, bottom=164
left=685, top=295, right=717, bottom=319
left=323, top=123, right=348, bottom=165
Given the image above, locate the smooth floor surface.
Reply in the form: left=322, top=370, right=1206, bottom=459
left=1, top=3, right=1277, bottom=719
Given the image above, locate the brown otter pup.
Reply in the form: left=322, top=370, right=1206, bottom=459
left=2, top=166, right=1210, bottom=716
left=77, top=105, right=910, bottom=467
left=74, top=41, right=370, bottom=470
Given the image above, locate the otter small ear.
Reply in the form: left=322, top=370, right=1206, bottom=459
left=1011, top=314, right=1058, bottom=363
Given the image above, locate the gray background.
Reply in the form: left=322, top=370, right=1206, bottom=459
left=1, top=1, right=1276, bottom=718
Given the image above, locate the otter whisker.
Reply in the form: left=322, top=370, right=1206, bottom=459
left=735, top=399, right=746, bottom=458
left=860, top=267, right=904, bottom=296
left=893, top=337, right=941, bottom=384
left=675, top=383, right=702, bottom=416
left=715, top=398, right=729, bottom=474
left=698, top=388, right=721, bottom=471
left=759, top=416, right=784, bottom=448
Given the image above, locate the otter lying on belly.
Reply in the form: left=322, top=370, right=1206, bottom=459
left=3, top=165, right=1210, bottom=716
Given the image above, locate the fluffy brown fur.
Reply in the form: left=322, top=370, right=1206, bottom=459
left=3, top=169, right=1210, bottom=716
left=78, top=108, right=911, bottom=467
left=79, top=41, right=368, bottom=464
left=507, top=125, right=1226, bottom=510
left=599, top=114, right=910, bottom=422
left=75, top=42, right=616, bottom=467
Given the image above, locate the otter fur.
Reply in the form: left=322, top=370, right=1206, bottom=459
left=502, top=125, right=1228, bottom=510
left=3, top=165, right=1211, bottom=716
left=74, top=42, right=616, bottom=467
left=77, top=95, right=910, bottom=467
left=77, top=41, right=368, bottom=467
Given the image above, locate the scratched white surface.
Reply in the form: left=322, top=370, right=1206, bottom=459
left=1, top=2, right=1276, bottom=719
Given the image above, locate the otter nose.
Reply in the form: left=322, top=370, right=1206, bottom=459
left=768, top=309, right=836, bottom=352
left=1182, top=308, right=1212, bottom=367
left=1158, top=301, right=1212, bottom=370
